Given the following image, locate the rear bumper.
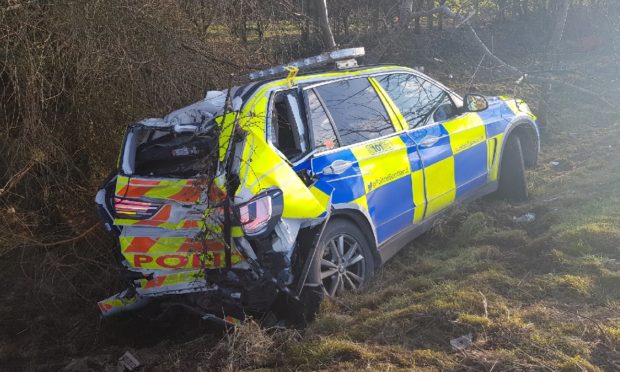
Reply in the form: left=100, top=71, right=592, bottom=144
left=98, top=288, right=150, bottom=317
left=97, top=265, right=277, bottom=317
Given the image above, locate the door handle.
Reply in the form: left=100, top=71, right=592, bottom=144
left=322, top=160, right=353, bottom=175
left=419, top=135, right=440, bottom=147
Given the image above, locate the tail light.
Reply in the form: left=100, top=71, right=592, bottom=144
left=114, top=197, right=162, bottom=219
left=234, top=188, right=284, bottom=238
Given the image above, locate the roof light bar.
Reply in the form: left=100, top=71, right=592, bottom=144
left=248, top=47, right=365, bottom=81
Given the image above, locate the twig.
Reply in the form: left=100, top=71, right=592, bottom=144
left=559, top=308, right=617, bottom=351
left=0, top=161, right=36, bottom=198
left=400, top=4, right=615, bottom=108
left=478, top=291, right=488, bottom=319
left=24, top=223, right=100, bottom=248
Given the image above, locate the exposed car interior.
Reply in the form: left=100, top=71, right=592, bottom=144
left=131, top=128, right=218, bottom=178
left=271, top=91, right=307, bottom=160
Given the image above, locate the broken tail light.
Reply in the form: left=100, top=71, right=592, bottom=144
left=114, top=197, right=162, bottom=219
left=235, top=189, right=284, bottom=238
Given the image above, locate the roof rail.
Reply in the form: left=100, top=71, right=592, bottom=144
left=248, top=47, right=365, bottom=81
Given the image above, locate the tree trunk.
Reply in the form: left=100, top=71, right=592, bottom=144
left=539, top=0, right=570, bottom=128
left=314, top=0, right=336, bottom=50
left=427, top=0, right=434, bottom=31
left=414, top=0, right=421, bottom=34
left=548, top=0, right=570, bottom=49
left=399, top=0, right=414, bottom=28
left=438, top=0, right=445, bottom=30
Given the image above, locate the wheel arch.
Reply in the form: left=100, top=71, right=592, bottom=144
left=329, top=207, right=381, bottom=269
left=503, top=119, right=540, bottom=168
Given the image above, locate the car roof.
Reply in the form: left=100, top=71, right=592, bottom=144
left=237, top=64, right=419, bottom=101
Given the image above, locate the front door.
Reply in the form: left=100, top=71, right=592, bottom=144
left=295, top=77, right=423, bottom=245
left=375, top=73, right=488, bottom=219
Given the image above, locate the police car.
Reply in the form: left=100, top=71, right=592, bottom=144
left=96, top=48, right=539, bottom=325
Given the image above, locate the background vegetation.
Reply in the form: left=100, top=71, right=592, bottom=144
left=1, top=0, right=618, bottom=370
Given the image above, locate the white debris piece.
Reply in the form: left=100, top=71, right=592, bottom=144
left=165, top=90, right=226, bottom=132
left=513, top=212, right=536, bottom=224
left=118, top=351, right=141, bottom=371
left=450, top=333, right=473, bottom=351
left=138, top=90, right=228, bottom=133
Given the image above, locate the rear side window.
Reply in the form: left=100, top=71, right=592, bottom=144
left=306, top=89, right=339, bottom=152
left=376, top=73, right=450, bottom=128
left=314, top=78, right=394, bottom=146
left=270, top=90, right=307, bottom=160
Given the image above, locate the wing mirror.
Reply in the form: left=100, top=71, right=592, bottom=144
left=463, top=94, right=489, bottom=112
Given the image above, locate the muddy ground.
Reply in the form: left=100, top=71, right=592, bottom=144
left=1, top=19, right=619, bottom=372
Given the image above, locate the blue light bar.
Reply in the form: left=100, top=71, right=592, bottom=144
left=248, top=47, right=365, bottom=81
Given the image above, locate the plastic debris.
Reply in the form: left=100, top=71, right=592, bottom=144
left=118, top=351, right=141, bottom=371
left=549, top=161, right=560, bottom=166
left=450, top=333, right=473, bottom=351
left=513, top=213, right=536, bottom=224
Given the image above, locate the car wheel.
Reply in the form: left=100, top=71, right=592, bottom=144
left=319, top=218, right=375, bottom=297
left=497, top=135, right=528, bottom=202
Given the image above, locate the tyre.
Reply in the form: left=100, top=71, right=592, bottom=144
left=318, top=218, right=375, bottom=297
left=497, top=135, right=528, bottom=202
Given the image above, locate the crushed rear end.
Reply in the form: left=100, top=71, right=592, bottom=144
left=95, top=89, right=328, bottom=325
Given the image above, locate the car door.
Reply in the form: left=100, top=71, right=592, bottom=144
left=295, top=77, right=424, bottom=245
left=375, top=73, right=489, bottom=218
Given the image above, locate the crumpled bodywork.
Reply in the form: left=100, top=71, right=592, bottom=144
left=96, top=87, right=328, bottom=318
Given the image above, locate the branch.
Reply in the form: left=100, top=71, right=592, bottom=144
left=1, top=1, right=37, bottom=13
left=0, top=161, right=36, bottom=198
left=400, top=5, right=614, bottom=108
left=24, top=223, right=100, bottom=248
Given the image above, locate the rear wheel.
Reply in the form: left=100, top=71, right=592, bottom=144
left=497, top=135, right=528, bottom=202
left=319, top=219, right=375, bottom=297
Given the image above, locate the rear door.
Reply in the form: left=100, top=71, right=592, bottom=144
left=297, top=77, right=424, bottom=245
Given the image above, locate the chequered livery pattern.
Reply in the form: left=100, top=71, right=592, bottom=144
left=299, top=96, right=525, bottom=245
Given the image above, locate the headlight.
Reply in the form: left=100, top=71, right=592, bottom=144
left=235, top=188, right=284, bottom=238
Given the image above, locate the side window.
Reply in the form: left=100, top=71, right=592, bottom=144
left=270, top=90, right=307, bottom=160
left=306, top=89, right=339, bottom=152
left=314, top=77, right=394, bottom=146
left=376, top=73, right=454, bottom=129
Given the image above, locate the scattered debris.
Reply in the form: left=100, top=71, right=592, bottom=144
left=450, top=334, right=473, bottom=351
left=118, top=351, right=141, bottom=371
left=513, top=213, right=536, bottom=224
left=549, top=160, right=573, bottom=171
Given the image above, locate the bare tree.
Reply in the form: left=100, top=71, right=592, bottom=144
left=315, top=0, right=337, bottom=50
left=539, top=0, right=571, bottom=126
left=548, top=0, right=570, bottom=51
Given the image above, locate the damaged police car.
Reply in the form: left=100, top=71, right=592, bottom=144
left=96, top=48, right=539, bottom=325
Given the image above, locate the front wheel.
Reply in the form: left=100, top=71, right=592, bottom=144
left=497, top=135, right=528, bottom=202
left=318, top=219, right=375, bottom=297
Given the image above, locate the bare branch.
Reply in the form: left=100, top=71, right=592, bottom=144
left=400, top=4, right=613, bottom=108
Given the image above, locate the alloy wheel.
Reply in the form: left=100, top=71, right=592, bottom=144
left=320, top=233, right=366, bottom=297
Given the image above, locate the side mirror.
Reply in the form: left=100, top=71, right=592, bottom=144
left=463, top=94, right=489, bottom=112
